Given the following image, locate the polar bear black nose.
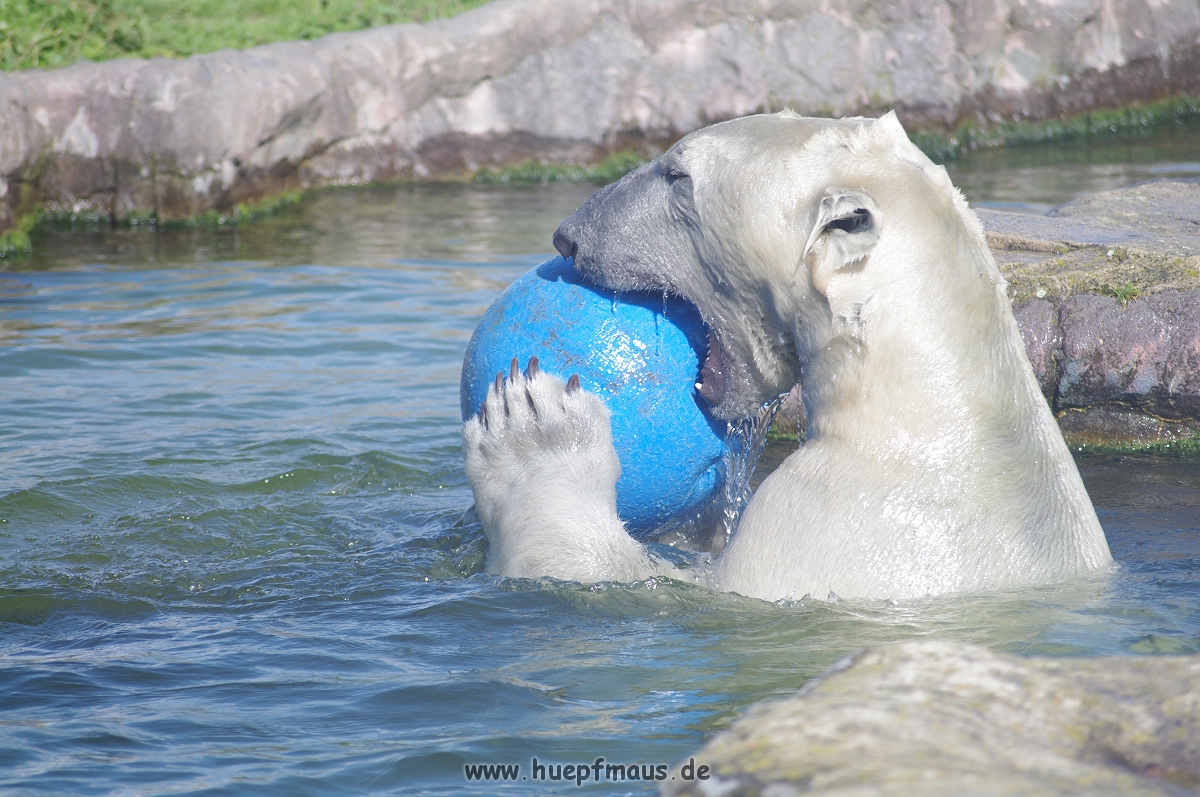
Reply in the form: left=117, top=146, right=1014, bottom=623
left=553, top=226, right=578, bottom=261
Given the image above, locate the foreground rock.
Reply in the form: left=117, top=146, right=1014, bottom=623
left=984, top=179, right=1200, bottom=304
left=3, top=0, right=1200, bottom=235
left=665, top=640, right=1200, bottom=797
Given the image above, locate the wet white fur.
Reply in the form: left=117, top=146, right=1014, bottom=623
left=463, top=112, right=1112, bottom=601
left=463, top=367, right=655, bottom=583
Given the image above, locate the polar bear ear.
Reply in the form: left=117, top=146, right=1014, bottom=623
left=875, top=110, right=908, bottom=141
left=803, top=189, right=881, bottom=295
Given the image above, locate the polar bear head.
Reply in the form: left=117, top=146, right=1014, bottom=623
left=554, top=111, right=1004, bottom=426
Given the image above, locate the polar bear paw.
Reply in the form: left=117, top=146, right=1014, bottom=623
left=462, top=357, right=652, bottom=582
left=463, top=357, right=619, bottom=490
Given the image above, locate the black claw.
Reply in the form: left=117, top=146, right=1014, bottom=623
left=495, top=372, right=504, bottom=393
left=527, top=356, right=540, bottom=376
left=510, top=357, right=520, bottom=382
left=566, top=374, right=581, bottom=393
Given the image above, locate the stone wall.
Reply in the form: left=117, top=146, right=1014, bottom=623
left=3, top=0, right=1200, bottom=234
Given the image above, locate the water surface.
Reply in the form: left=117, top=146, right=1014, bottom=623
left=945, top=126, right=1200, bottom=213
left=3, top=137, right=1200, bottom=795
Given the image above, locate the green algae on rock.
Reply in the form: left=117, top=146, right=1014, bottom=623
left=473, top=150, right=647, bottom=185
left=0, top=207, right=41, bottom=258
left=912, top=96, right=1200, bottom=162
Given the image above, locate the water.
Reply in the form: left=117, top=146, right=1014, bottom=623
left=944, top=126, right=1200, bottom=214
left=715, top=401, right=783, bottom=554
left=3, top=135, right=1200, bottom=795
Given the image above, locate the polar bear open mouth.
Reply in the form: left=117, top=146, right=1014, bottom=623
left=552, top=217, right=729, bottom=407
left=695, top=331, right=727, bottom=406
left=552, top=162, right=796, bottom=421
left=555, top=232, right=746, bottom=415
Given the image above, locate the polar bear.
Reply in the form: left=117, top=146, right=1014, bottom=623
left=462, top=111, right=1113, bottom=602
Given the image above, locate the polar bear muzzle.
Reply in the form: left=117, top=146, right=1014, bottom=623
left=553, top=134, right=803, bottom=420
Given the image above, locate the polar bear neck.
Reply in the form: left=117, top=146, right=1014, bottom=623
left=755, top=243, right=1114, bottom=599
left=798, top=216, right=1048, bottom=468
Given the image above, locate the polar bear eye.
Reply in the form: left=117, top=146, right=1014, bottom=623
left=825, top=208, right=872, bottom=234
left=660, top=161, right=690, bottom=186
left=665, top=169, right=690, bottom=186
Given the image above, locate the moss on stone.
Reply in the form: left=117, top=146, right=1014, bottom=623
left=473, top=150, right=646, bottom=184
left=0, top=208, right=43, bottom=259
left=914, top=95, right=1200, bottom=162
left=166, top=189, right=304, bottom=228
left=6, top=189, right=305, bottom=258
left=766, top=424, right=800, bottom=443
left=1069, top=433, right=1200, bottom=460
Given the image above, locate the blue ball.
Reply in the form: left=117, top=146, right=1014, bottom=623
left=461, top=257, right=728, bottom=537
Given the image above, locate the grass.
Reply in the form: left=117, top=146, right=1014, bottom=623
left=0, top=0, right=489, bottom=71
left=1108, top=282, right=1143, bottom=307
left=911, top=95, right=1200, bottom=162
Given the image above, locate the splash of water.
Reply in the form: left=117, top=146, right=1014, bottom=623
left=714, top=395, right=785, bottom=552
left=652, top=394, right=788, bottom=555
left=652, top=395, right=786, bottom=557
